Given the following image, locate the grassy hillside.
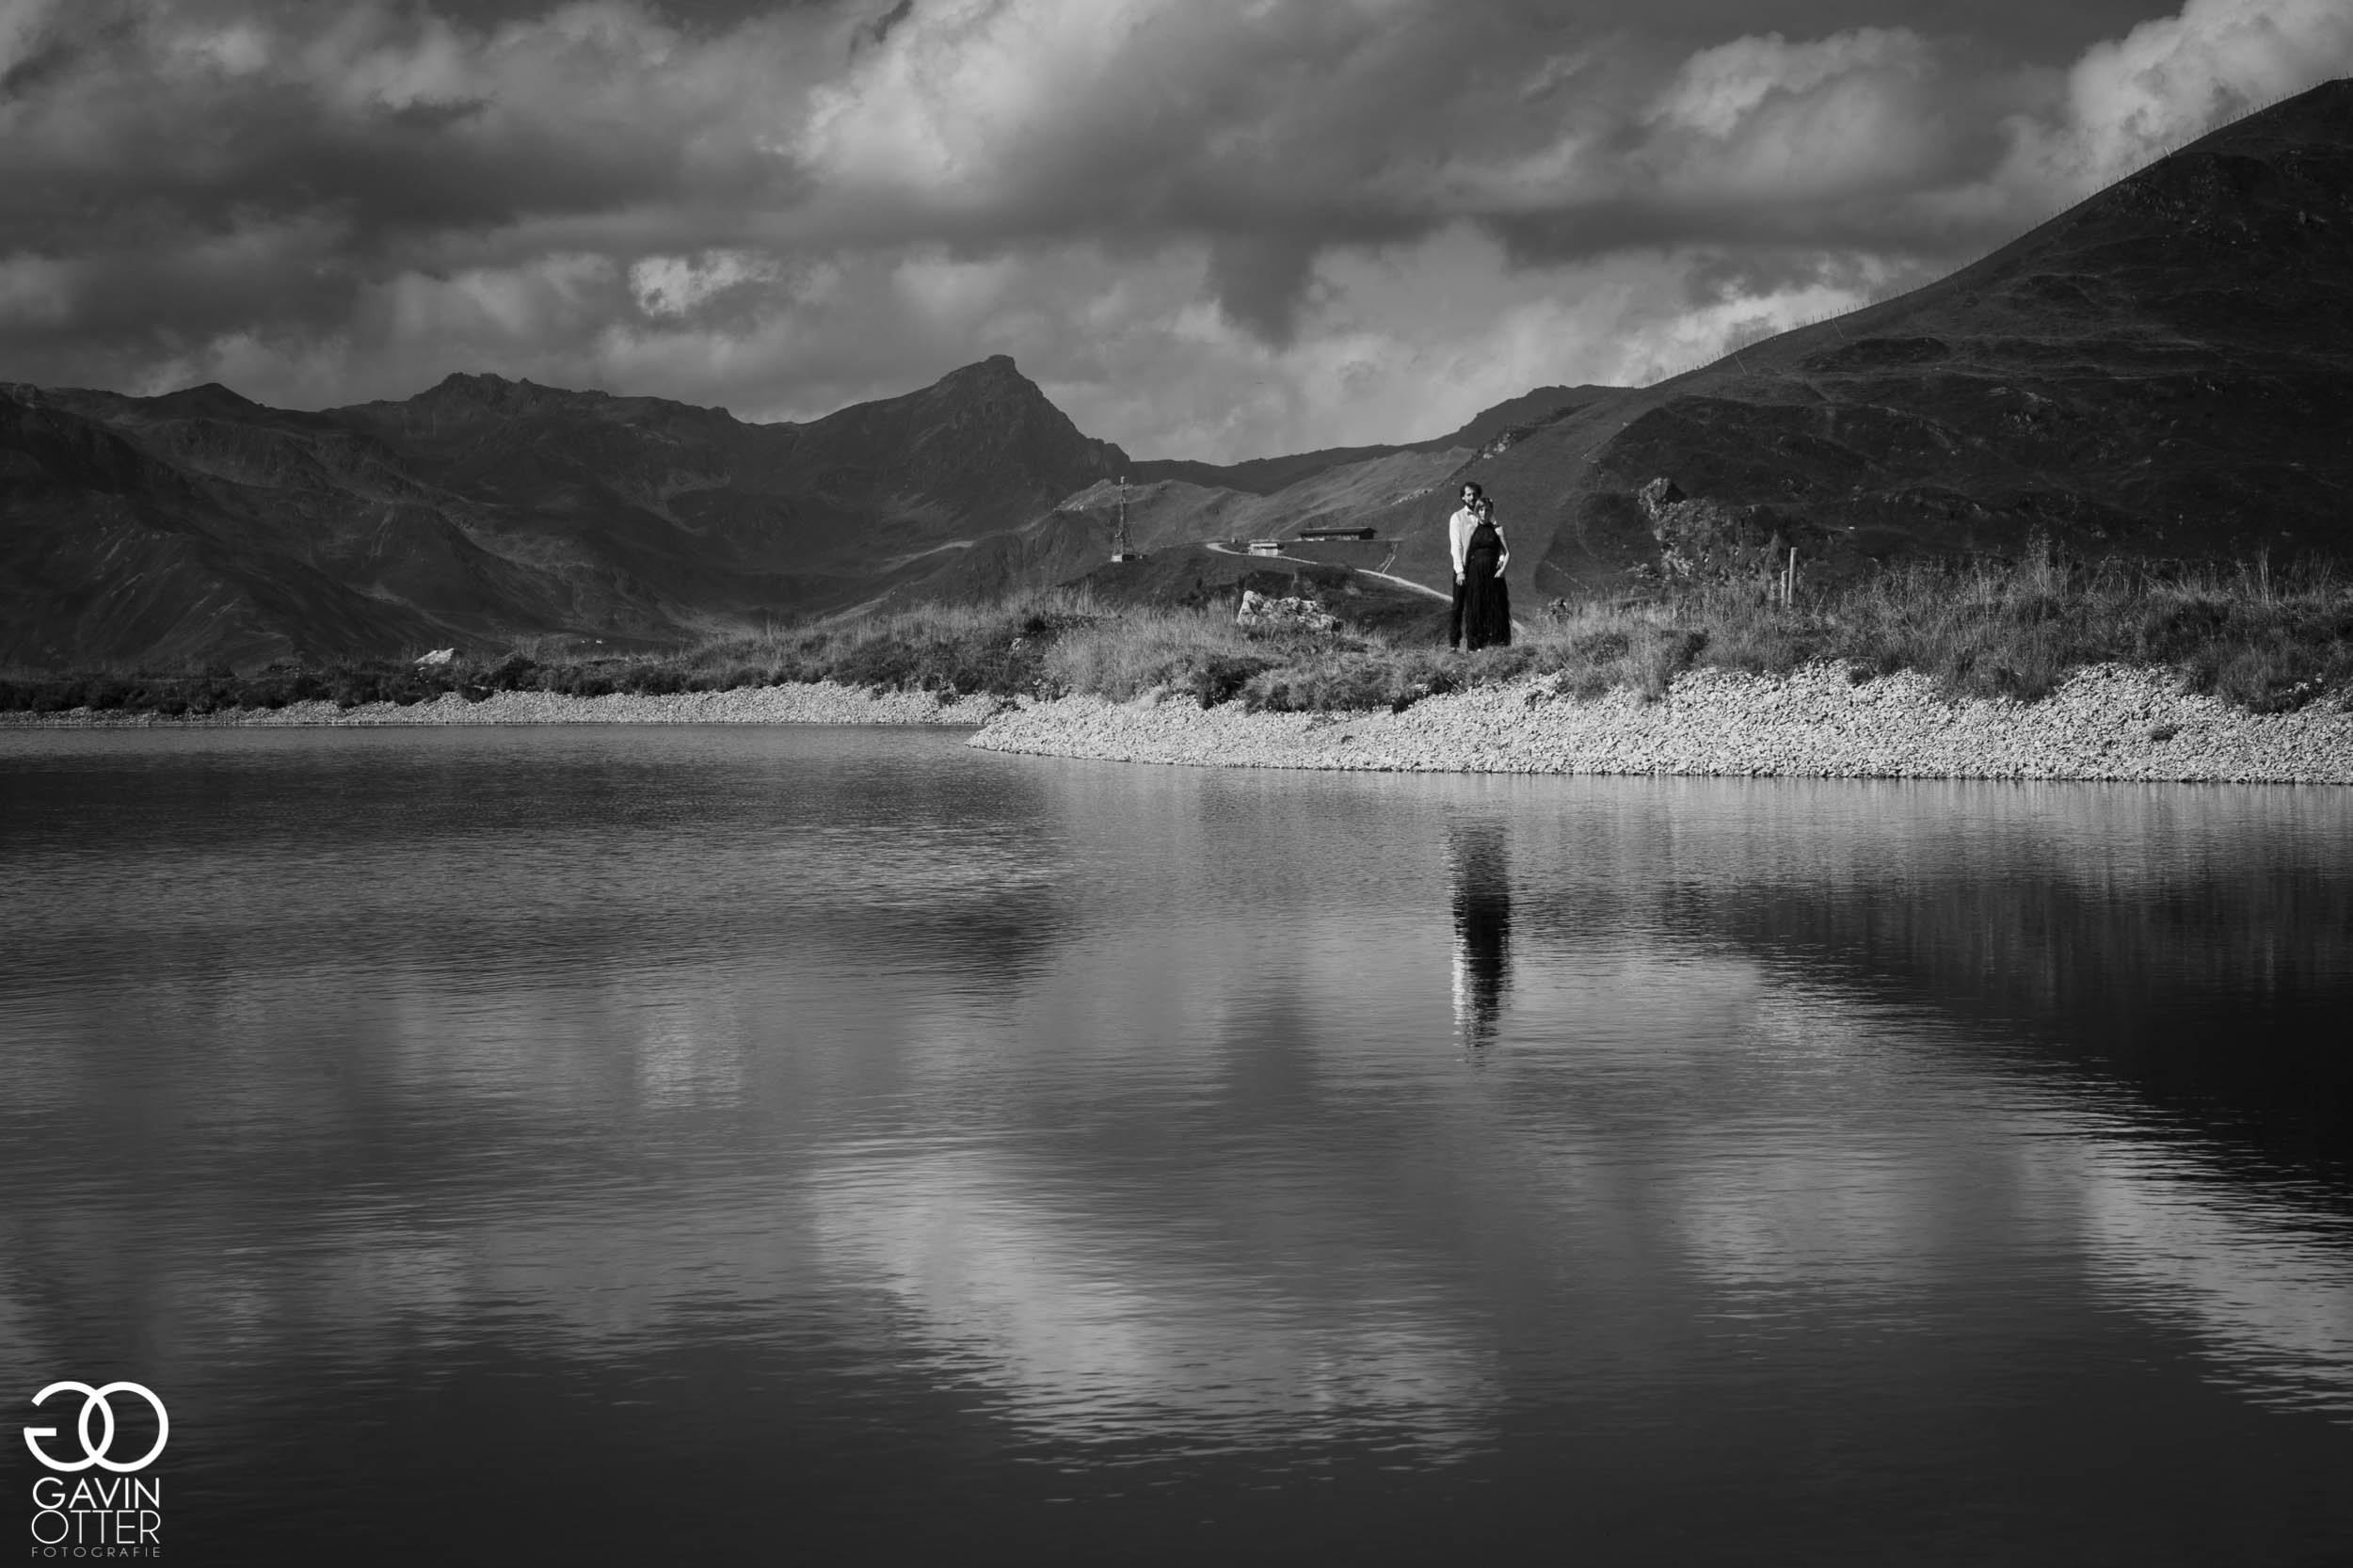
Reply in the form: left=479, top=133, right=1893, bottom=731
left=1352, top=78, right=2353, bottom=603
left=10, top=550, right=2346, bottom=719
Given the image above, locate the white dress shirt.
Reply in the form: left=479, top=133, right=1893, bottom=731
left=1448, top=506, right=1509, bottom=582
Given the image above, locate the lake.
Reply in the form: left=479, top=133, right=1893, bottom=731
left=4, top=725, right=2350, bottom=1565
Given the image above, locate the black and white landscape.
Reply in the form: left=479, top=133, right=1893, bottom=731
left=6, top=72, right=2353, bottom=667
left=5, top=5, right=2353, bottom=1567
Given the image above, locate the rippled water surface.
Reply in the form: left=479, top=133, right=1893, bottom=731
left=5, top=726, right=2352, bottom=1564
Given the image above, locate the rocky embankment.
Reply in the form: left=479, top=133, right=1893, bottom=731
left=10, top=665, right=2349, bottom=784
left=969, top=664, right=2353, bottom=784
left=0, top=683, right=998, bottom=728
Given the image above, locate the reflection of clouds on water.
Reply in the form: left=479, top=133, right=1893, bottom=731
left=3, top=1192, right=840, bottom=1372
left=0, top=1257, right=40, bottom=1368
left=1676, top=1148, right=1939, bottom=1303
left=4, top=939, right=2347, bottom=1450
left=1663, top=985, right=2353, bottom=1415
left=1667, top=993, right=1951, bottom=1306
left=2055, top=1146, right=2353, bottom=1415
left=8, top=734, right=2353, bottom=1506
left=1449, top=822, right=1511, bottom=1052
left=807, top=1148, right=1492, bottom=1451
left=627, top=989, right=747, bottom=1104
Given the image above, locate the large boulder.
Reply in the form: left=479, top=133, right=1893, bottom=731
left=1236, top=589, right=1340, bottom=633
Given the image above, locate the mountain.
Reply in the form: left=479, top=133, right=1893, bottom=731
left=0, top=351, right=1593, bottom=665
left=1428, top=384, right=1616, bottom=455
left=7, top=79, right=2348, bottom=667
left=1354, top=77, right=2353, bottom=600
left=329, top=354, right=1130, bottom=621
left=867, top=386, right=1622, bottom=609
left=0, top=386, right=505, bottom=669
left=1124, top=383, right=1611, bottom=495
left=0, top=356, right=1128, bottom=666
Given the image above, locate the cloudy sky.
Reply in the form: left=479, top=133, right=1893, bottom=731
left=1, top=0, right=2346, bottom=460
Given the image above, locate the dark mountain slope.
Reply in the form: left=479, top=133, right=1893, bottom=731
left=1433, top=384, right=1618, bottom=454
left=745, top=354, right=1128, bottom=534
left=1127, top=383, right=1613, bottom=494
left=1359, top=78, right=2353, bottom=600
left=32, top=382, right=578, bottom=632
left=329, top=354, right=1128, bottom=588
left=1130, top=443, right=1414, bottom=496
left=0, top=392, right=503, bottom=666
left=888, top=386, right=1624, bottom=608
left=2, top=358, right=1131, bottom=666
left=888, top=447, right=1471, bottom=609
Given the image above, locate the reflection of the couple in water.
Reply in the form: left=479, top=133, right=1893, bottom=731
left=1449, top=821, right=1512, bottom=1049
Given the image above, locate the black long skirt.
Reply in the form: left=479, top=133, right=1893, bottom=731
left=1461, top=560, right=1511, bottom=650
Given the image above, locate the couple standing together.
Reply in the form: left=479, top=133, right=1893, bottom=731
left=1447, top=482, right=1511, bottom=651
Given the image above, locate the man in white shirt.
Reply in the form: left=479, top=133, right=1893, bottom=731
left=1447, top=481, right=1485, bottom=650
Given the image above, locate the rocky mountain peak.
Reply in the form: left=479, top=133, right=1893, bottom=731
left=943, top=353, right=1023, bottom=379
left=920, top=354, right=1055, bottom=415
left=409, top=371, right=597, bottom=413
left=140, top=383, right=278, bottom=424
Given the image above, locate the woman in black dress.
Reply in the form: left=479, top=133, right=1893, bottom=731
left=1460, top=499, right=1511, bottom=650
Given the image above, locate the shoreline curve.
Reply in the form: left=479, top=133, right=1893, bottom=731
left=968, top=664, right=2353, bottom=785
left=8, top=665, right=2350, bottom=785
left=0, top=682, right=999, bottom=728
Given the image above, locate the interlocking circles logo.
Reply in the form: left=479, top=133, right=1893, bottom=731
left=25, top=1382, right=167, bottom=1558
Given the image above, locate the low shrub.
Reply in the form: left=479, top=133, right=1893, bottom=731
left=1241, top=648, right=1460, bottom=712
left=1039, top=603, right=1263, bottom=702
left=1181, top=653, right=1277, bottom=708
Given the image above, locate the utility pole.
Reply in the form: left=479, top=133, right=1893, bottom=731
left=1111, top=475, right=1140, bottom=562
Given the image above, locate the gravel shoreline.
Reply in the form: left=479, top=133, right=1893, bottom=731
left=969, top=664, right=2353, bottom=784
left=8, top=664, right=2348, bottom=783
left=0, top=682, right=999, bottom=728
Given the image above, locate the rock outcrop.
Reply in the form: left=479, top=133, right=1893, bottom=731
left=1635, top=478, right=1791, bottom=584
left=1235, top=589, right=1341, bottom=632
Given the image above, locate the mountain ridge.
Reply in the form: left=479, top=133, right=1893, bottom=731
left=6, top=77, right=2350, bottom=667
left=1, top=347, right=1585, bottom=664
left=1, top=354, right=1140, bottom=665
left=1352, top=76, right=2353, bottom=600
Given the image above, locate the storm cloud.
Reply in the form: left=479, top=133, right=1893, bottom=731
left=1, top=0, right=2346, bottom=458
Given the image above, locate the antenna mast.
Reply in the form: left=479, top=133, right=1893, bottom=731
left=1112, top=474, right=1138, bottom=562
